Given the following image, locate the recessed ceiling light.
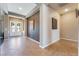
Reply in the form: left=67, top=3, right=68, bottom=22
left=18, top=7, right=22, bottom=10
left=64, top=9, right=69, bottom=12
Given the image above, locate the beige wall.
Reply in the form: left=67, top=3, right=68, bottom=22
left=40, top=4, right=60, bottom=48
left=4, top=15, right=9, bottom=39
left=48, top=7, right=60, bottom=43
left=24, top=19, right=27, bottom=36
left=0, top=3, right=8, bottom=39
left=60, top=11, right=78, bottom=41
left=77, top=4, right=79, bottom=49
left=23, top=19, right=27, bottom=36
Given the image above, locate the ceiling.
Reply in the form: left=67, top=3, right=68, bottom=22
left=48, top=3, right=77, bottom=14
left=7, top=3, right=37, bottom=16
left=7, top=3, right=77, bottom=17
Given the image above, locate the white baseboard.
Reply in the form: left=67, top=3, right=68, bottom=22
left=61, top=38, right=77, bottom=42
left=39, top=39, right=59, bottom=48
left=27, top=37, right=40, bottom=44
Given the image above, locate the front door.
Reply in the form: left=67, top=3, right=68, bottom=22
left=10, top=20, right=23, bottom=37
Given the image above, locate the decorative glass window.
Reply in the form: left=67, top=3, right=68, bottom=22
left=11, top=22, right=15, bottom=28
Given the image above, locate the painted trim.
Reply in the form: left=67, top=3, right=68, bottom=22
left=27, top=37, right=40, bottom=44
left=61, top=38, right=77, bottom=42
left=8, top=15, right=25, bottom=20
left=39, top=39, right=59, bottom=48
left=26, top=6, right=40, bottom=18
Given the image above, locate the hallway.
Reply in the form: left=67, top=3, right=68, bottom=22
left=0, top=37, right=78, bottom=56
left=0, top=3, right=78, bottom=56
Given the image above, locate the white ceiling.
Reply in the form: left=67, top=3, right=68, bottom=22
left=7, top=3, right=77, bottom=16
left=7, top=3, right=37, bottom=16
left=48, top=3, right=77, bottom=14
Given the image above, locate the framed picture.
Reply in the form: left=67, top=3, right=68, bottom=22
left=52, top=18, right=57, bottom=29
left=76, top=9, right=79, bottom=18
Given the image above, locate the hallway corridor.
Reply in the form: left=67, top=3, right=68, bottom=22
left=0, top=37, right=78, bottom=56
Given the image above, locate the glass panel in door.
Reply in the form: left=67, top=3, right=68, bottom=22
left=10, top=21, right=23, bottom=37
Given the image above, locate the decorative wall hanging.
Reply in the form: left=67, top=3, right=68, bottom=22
left=52, top=18, right=57, bottom=29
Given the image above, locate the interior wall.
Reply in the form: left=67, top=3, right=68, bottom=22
left=0, top=4, right=4, bottom=45
left=0, top=21, right=3, bottom=32
left=4, top=15, right=8, bottom=39
left=77, top=16, right=79, bottom=46
left=0, top=3, right=8, bottom=39
left=60, top=10, right=78, bottom=41
left=40, top=4, right=60, bottom=48
left=49, top=7, right=60, bottom=44
left=24, top=19, right=27, bottom=36
left=40, top=4, right=49, bottom=47
left=77, top=4, right=79, bottom=50
left=0, top=4, right=4, bottom=34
